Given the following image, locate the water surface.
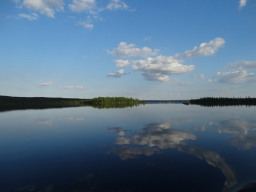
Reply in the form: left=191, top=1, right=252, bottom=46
left=0, top=104, right=256, bottom=192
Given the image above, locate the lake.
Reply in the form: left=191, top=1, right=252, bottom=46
left=0, top=104, right=256, bottom=192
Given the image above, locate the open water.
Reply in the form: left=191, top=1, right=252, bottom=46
left=0, top=104, right=256, bottom=192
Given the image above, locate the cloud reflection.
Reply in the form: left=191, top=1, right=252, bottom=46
left=229, top=134, right=256, bottom=150
left=217, top=119, right=256, bottom=135
left=179, top=145, right=237, bottom=190
left=114, top=146, right=159, bottom=160
left=37, top=120, right=52, bottom=125
left=115, top=123, right=196, bottom=149
left=217, top=119, right=256, bottom=150
left=108, top=127, right=127, bottom=136
left=65, top=116, right=85, bottom=121
left=110, top=122, right=237, bottom=190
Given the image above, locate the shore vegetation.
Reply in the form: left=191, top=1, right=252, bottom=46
left=0, top=96, right=145, bottom=111
left=189, top=97, right=256, bottom=106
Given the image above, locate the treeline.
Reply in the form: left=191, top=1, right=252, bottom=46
left=90, top=97, right=144, bottom=105
left=189, top=97, right=256, bottom=106
left=0, top=96, right=145, bottom=111
left=0, top=96, right=89, bottom=111
left=90, top=97, right=144, bottom=109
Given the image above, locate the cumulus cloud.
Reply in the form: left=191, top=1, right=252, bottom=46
left=131, top=55, right=195, bottom=82
left=216, top=70, right=256, bottom=84
left=106, top=0, right=128, bottom=11
left=18, top=13, right=39, bottom=20
left=228, top=60, right=256, bottom=70
left=64, top=85, right=84, bottom=89
left=239, top=0, right=248, bottom=8
left=68, top=0, right=95, bottom=12
left=108, top=68, right=125, bottom=78
left=112, top=55, right=194, bottom=82
left=22, top=0, right=64, bottom=18
left=107, top=42, right=159, bottom=58
left=108, top=38, right=225, bottom=82
left=216, top=60, right=256, bottom=84
left=114, top=59, right=130, bottom=68
left=38, top=81, right=52, bottom=86
left=184, top=38, right=225, bottom=58
left=13, top=0, right=131, bottom=28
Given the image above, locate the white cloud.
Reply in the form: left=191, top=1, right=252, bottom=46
left=64, top=85, right=84, bottom=89
left=38, top=81, right=52, bottom=86
left=184, top=37, right=225, bottom=58
left=108, top=68, right=125, bottom=78
left=108, top=42, right=159, bottom=58
left=22, top=0, right=64, bottom=18
left=131, top=55, right=194, bottom=82
left=239, top=0, right=248, bottom=9
left=227, top=60, right=256, bottom=70
left=106, top=0, right=128, bottom=11
left=216, top=60, right=256, bottom=84
left=108, top=38, right=226, bottom=82
left=115, top=59, right=130, bottom=68
left=18, top=13, right=39, bottom=20
left=69, top=0, right=95, bottom=12
left=192, top=74, right=213, bottom=83
left=216, top=70, right=256, bottom=84
left=78, top=21, right=94, bottom=29
left=13, top=0, right=131, bottom=28
left=110, top=52, right=194, bottom=83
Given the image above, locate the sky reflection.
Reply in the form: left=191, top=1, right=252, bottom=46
left=110, top=121, right=237, bottom=190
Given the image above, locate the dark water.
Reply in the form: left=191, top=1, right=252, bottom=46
left=1, top=104, right=256, bottom=192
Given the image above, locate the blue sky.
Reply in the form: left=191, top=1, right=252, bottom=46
left=0, top=0, right=256, bottom=99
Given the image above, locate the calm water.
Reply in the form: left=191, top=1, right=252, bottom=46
left=0, top=104, right=256, bottom=192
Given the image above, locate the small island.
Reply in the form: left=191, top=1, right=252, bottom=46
left=0, top=95, right=145, bottom=111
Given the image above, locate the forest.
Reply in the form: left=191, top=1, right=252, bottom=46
left=0, top=96, right=145, bottom=111
left=189, top=97, right=256, bottom=106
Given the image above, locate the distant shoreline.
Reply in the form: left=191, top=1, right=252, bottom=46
left=1, top=95, right=256, bottom=112
left=188, top=97, right=256, bottom=106
left=0, top=95, right=145, bottom=111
